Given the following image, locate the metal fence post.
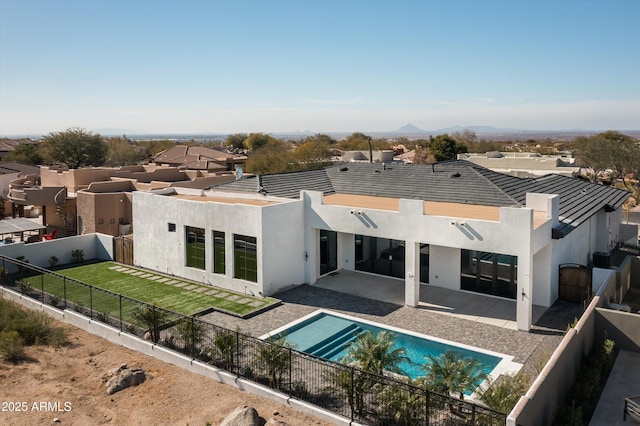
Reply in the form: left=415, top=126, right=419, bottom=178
left=119, top=295, right=123, bottom=331
left=425, top=389, right=430, bottom=426
left=89, top=285, right=93, bottom=318
left=41, top=274, right=44, bottom=302
left=191, top=317, right=195, bottom=358
left=235, top=329, right=240, bottom=376
left=63, top=277, right=67, bottom=309
left=288, top=347, right=293, bottom=397
left=350, top=367, right=355, bottom=422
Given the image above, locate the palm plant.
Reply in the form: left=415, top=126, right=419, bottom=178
left=131, top=304, right=167, bottom=343
left=175, top=318, right=204, bottom=356
left=342, top=330, right=409, bottom=376
left=328, top=330, right=409, bottom=417
left=421, top=350, right=487, bottom=400
left=480, top=371, right=531, bottom=413
left=257, top=337, right=293, bottom=388
left=210, top=329, right=242, bottom=371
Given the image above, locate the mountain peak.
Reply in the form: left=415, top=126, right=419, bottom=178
left=397, top=123, right=426, bottom=133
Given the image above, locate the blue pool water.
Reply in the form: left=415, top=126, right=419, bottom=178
left=270, top=312, right=501, bottom=381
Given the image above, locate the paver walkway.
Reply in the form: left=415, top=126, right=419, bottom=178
left=200, top=284, right=572, bottom=369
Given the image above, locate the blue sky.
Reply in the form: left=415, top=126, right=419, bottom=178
left=1, top=0, right=639, bottom=135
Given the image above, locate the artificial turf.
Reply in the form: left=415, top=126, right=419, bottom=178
left=22, top=261, right=277, bottom=318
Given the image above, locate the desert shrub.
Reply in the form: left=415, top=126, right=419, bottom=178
left=0, top=330, right=25, bottom=362
left=18, top=281, right=33, bottom=295
left=71, top=249, right=84, bottom=263
left=48, top=256, right=59, bottom=268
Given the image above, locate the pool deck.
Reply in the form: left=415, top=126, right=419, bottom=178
left=200, top=270, right=581, bottom=370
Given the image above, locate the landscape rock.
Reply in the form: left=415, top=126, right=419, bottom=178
left=104, top=367, right=147, bottom=395
left=220, top=405, right=260, bottom=426
left=265, top=418, right=289, bottom=426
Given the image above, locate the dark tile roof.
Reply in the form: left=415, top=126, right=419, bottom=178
left=0, top=162, right=40, bottom=176
left=210, top=161, right=631, bottom=238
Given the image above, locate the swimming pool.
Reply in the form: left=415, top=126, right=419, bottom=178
left=263, top=310, right=521, bottom=387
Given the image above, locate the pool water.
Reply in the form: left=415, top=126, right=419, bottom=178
left=268, top=311, right=502, bottom=381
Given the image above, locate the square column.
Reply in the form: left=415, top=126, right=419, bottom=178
left=404, top=241, right=420, bottom=307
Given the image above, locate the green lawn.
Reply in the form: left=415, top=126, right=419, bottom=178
left=22, top=261, right=277, bottom=318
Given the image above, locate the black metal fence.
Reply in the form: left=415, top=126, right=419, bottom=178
left=0, top=256, right=506, bottom=425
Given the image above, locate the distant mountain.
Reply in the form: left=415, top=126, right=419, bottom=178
left=433, top=125, right=525, bottom=134
left=397, top=123, right=428, bottom=134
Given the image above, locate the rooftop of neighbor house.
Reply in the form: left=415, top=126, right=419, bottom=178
left=153, top=145, right=247, bottom=170
left=211, top=161, right=631, bottom=237
left=0, top=162, right=40, bottom=176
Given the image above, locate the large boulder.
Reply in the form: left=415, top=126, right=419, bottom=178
left=104, top=365, right=148, bottom=395
left=220, top=405, right=260, bottom=426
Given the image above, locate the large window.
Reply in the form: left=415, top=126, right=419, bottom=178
left=460, top=250, right=517, bottom=299
left=355, top=235, right=405, bottom=279
left=234, top=234, right=257, bottom=282
left=186, top=226, right=205, bottom=270
left=213, top=230, right=225, bottom=274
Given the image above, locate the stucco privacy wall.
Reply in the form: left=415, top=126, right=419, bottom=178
left=133, top=190, right=304, bottom=296
left=507, top=269, right=615, bottom=426
left=0, top=233, right=113, bottom=272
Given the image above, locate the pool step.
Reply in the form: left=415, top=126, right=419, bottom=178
left=307, top=324, right=364, bottom=359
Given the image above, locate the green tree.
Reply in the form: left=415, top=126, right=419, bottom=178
left=294, top=139, right=332, bottom=170
left=224, top=133, right=248, bottom=150
left=244, top=144, right=294, bottom=174
left=244, top=133, right=281, bottom=150
left=575, top=131, right=639, bottom=186
left=131, top=305, right=168, bottom=343
left=342, top=330, right=408, bottom=376
left=257, top=337, right=293, bottom=388
left=138, top=139, right=177, bottom=159
left=421, top=350, right=487, bottom=399
left=3, top=143, right=42, bottom=165
left=303, top=133, right=336, bottom=145
left=40, top=127, right=107, bottom=168
left=428, top=134, right=468, bottom=161
left=336, top=132, right=389, bottom=152
left=104, top=136, right=141, bottom=166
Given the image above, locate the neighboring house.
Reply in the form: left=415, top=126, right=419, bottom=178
left=0, top=138, right=39, bottom=160
left=458, top=151, right=581, bottom=177
left=0, top=162, right=41, bottom=208
left=133, top=161, right=633, bottom=331
left=8, top=165, right=238, bottom=238
left=153, top=145, right=247, bottom=172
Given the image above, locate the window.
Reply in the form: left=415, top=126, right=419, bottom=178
left=213, top=230, right=225, bottom=274
left=186, top=226, right=206, bottom=270
left=168, top=223, right=176, bottom=232
left=109, top=218, right=115, bottom=225
left=461, top=250, right=517, bottom=299
left=355, top=235, right=405, bottom=279
left=234, top=234, right=257, bottom=282
left=98, top=218, right=104, bottom=225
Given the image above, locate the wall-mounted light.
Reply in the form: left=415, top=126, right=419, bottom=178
left=350, top=210, right=355, bottom=215
left=357, top=210, right=363, bottom=215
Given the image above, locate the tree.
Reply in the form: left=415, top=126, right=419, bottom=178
left=257, top=337, right=293, bottom=388
left=336, top=132, right=389, bottom=152
left=3, top=143, right=42, bottom=165
left=224, top=133, right=248, bottom=150
left=451, top=129, right=477, bottom=146
left=302, top=133, right=336, bottom=145
left=294, top=139, right=332, bottom=170
left=40, top=127, right=107, bottom=168
left=421, top=350, right=487, bottom=399
left=104, top=136, right=141, bottom=166
left=244, top=133, right=280, bottom=150
left=428, top=134, right=468, bottom=161
left=244, top=144, right=294, bottom=174
left=131, top=304, right=168, bottom=343
left=342, top=330, right=409, bottom=376
left=575, top=131, right=639, bottom=187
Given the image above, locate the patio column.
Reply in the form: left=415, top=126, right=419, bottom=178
left=404, top=241, right=420, bottom=307
left=516, top=255, right=533, bottom=331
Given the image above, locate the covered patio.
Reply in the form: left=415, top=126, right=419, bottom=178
left=314, top=270, right=548, bottom=331
left=0, top=217, right=46, bottom=244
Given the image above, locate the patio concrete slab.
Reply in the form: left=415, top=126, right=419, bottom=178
left=590, top=350, right=640, bottom=425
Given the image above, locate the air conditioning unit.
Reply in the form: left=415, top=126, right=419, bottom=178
left=593, top=252, right=610, bottom=268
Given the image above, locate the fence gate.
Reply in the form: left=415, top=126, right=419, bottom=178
left=114, top=236, right=134, bottom=265
left=559, top=264, right=592, bottom=303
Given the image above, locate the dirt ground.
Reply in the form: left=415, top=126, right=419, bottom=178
left=0, top=323, right=335, bottom=426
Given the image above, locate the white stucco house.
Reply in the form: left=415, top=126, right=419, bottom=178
left=133, top=161, right=631, bottom=331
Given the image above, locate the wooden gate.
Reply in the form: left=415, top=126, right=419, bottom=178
left=114, top=236, right=134, bottom=265
left=559, top=264, right=592, bottom=303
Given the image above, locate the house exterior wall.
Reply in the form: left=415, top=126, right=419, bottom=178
left=132, top=185, right=625, bottom=331
left=133, top=190, right=304, bottom=296
left=77, top=191, right=132, bottom=236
